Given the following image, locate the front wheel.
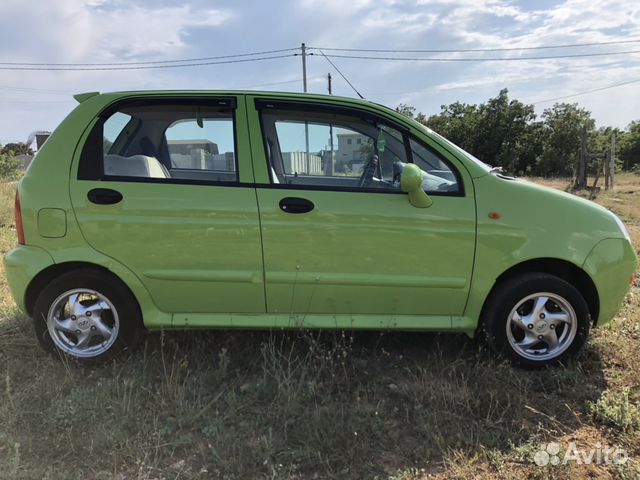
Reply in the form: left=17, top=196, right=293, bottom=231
left=482, top=273, right=591, bottom=367
left=33, top=269, right=144, bottom=362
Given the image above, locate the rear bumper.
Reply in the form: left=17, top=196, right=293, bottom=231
left=3, top=245, right=55, bottom=313
left=583, top=238, right=638, bottom=326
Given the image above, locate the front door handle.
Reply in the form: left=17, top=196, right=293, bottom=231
left=87, top=188, right=123, bottom=205
left=279, top=197, right=314, bottom=214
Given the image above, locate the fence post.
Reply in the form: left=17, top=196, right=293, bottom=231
left=610, top=132, right=616, bottom=190
left=575, top=127, right=588, bottom=190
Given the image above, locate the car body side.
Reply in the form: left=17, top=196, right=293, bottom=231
left=4, top=91, right=637, bottom=336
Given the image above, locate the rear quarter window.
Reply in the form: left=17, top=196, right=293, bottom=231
left=78, top=99, right=238, bottom=184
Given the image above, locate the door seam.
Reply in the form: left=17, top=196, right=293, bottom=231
left=245, top=95, right=269, bottom=312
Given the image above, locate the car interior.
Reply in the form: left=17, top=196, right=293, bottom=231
left=100, top=102, right=458, bottom=192
left=103, top=105, right=238, bottom=183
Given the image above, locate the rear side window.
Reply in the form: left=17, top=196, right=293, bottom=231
left=165, top=118, right=235, bottom=172
left=79, top=99, right=238, bottom=184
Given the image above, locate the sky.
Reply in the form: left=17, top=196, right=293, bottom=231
left=0, top=0, right=639, bottom=146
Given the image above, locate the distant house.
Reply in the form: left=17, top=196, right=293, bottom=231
left=282, top=151, right=322, bottom=174
left=167, top=139, right=219, bottom=156
left=13, top=130, right=51, bottom=170
left=336, top=133, right=368, bottom=161
left=167, top=139, right=235, bottom=171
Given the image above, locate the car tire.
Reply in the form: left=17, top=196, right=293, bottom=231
left=481, top=272, right=591, bottom=368
left=33, top=269, right=145, bottom=362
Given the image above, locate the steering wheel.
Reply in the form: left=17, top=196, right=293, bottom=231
left=358, top=155, right=378, bottom=188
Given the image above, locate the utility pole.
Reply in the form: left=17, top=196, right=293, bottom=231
left=326, top=73, right=334, bottom=176
left=301, top=43, right=308, bottom=93
left=301, top=42, right=310, bottom=172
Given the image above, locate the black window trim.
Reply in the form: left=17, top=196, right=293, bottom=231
left=78, top=96, right=240, bottom=184
left=255, top=98, right=465, bottom=197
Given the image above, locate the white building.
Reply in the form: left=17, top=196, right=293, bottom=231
left=282, top=151, right=322, bottom=175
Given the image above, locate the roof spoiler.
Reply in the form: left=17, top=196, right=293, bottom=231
left=73, top=91, right=100, bottom=103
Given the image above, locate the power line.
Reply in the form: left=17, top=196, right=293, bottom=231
left=311, top=49, right=640, bottom=62
left=309, top=38, right=640, bottom=53
left=239, top=76, right=323, bottom=89
left=0, top=48, right=298, bottom=67
left=531, top=78, right=640, bottom=104
left=0, top=85, right=76, bottom=95
left=244, top=78, right=305, bottom=88
left=0, top=99, right=69, bottom=104
left=316, top=49, right=364, bottom=99
left=0, top=53, right=296, bottom=71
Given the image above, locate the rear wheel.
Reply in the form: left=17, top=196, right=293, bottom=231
left=33, top=269, right=144, bottom=362
left=482, top=273, right=591, bottom=367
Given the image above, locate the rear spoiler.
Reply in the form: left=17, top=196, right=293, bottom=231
left=73, top=91, right=100, bottom=103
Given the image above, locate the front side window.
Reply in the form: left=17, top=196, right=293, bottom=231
left=261, top=107, right=408, bottom=191
left=259, top=104, right=461, bottom=194
left=81, top=100, right=237, bottom=183
left=409, top=137, right=460, bottom=193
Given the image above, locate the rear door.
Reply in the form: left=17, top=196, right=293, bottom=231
left=69, top=95, right=265, bottom=315
left=247, top=97, right=476, bottom=318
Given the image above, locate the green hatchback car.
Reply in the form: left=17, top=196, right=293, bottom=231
left=4, top=90, right=637, bottom=367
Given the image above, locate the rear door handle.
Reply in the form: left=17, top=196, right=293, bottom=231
left=279, top=197, right=314, bottom=214
left=87, top=188, right=123, bottom=205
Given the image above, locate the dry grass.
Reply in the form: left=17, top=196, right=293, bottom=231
left=0, top=176, right=638, bottom=479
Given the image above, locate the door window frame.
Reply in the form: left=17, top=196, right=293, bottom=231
left=255, top=99, right=465, bottom=197
left=77, top=96, right=242, bottom=187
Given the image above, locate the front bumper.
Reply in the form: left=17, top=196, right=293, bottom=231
left=583, top=238, right=638, bottom=325
left=3, top=245, right=55, bottom=313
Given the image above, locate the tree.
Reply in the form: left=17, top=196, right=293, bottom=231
left=395, top=103, right=416, bottom=119
left=395, top=92, right=628, bottom=178
left=423, top=89, right=541, bottom=175
left=535, top=103, right=595, bottom=177
left=395, top=103, right=427, bottom=124
left=619, top=121, right=640, bottom=171
left=1, top=142, right=33, bottom=156
left=424, top=101, right=480, bottom=153
left=473, top=89, right=539, bottom=173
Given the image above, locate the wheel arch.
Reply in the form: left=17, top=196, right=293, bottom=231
left=478, top=258, right=600, bottom=331
left=25, top=262, right=138, bottom=317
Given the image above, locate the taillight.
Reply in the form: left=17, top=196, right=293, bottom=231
left=14, top=191, right=25, bottom=245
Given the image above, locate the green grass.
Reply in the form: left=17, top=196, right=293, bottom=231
left=0, top=176, right=639, bottom=479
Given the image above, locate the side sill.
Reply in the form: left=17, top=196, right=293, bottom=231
left=166, top=313, right=454, bottom=330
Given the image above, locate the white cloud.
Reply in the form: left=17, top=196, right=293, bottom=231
left=0, top=0, right=235, bottom=62
left=298, top=0, right=387, bottom=14
left=362, top=10, right=439, bottom=34
left=1, top=0, right=639, bottom=142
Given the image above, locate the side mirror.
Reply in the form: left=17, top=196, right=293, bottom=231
left=400, top=164, right=433, bottom=208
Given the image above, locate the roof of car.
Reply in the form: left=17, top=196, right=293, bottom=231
left=75, top=89, right=371, bottom=105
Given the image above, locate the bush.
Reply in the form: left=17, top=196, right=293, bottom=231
left=589, top=388, right=640, bottom=433
left=0, top=153, right=23, bottom=181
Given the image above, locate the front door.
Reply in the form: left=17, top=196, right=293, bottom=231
left=70, top=96, right=265, bottom=314
left=249, top=98, right=476, bottom=318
